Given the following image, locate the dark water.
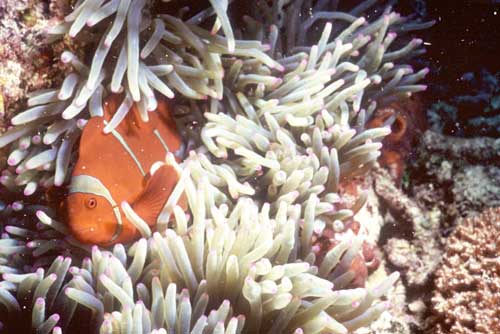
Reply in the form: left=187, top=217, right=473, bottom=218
left=398, top=0, right=500, bottom=137
left=1, top=0, right=499, bottom=332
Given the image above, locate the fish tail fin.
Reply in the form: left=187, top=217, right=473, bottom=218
left=132, top=163, right=179, bottom=227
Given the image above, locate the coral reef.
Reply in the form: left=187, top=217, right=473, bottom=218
left=0, top=0, right=68, bottom=118
left=0, top=0, right=433, bottom=333
left=376, top=128, right=500, bottom=332
left=421, top=130, right=500, bottom=164
left=373, top=166, right=441, bottom=287
left=430, top=207, right=500, bottom=334
left=414, top=130, right=500, bottom=218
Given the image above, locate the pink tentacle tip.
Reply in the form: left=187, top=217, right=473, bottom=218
left=24, top=189, right=35, bottom=197
left=61, top=54, right=71, bottom=64
left=12, top=202, right=23, bottom=210
left=311, top=244, right=321, bottom=253
left=32, top=135, right=42, bottom=144
left=77, top=119, right=88, bottom=128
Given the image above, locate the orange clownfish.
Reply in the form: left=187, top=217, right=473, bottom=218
left=66, top=94, right=184, bottom=246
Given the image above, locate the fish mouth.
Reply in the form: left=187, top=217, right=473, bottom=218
left=69, top=221, right=117, bottom=246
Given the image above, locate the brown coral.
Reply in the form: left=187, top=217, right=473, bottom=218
left=431, top=207, right=500, bottom=334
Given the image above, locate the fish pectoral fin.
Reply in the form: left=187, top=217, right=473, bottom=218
left=132, top=164, right=179, bottom=227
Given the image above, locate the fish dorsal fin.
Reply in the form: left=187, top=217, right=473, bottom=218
left=122, top=105, right=144, bottom=135
left=102, top=93, right=146, bottom=135
left=131, top=164, right=179, bottom=227
left=102, top=93, right=123, bottom=120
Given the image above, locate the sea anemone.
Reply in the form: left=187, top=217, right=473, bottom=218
left=0, top=0, right=432, bottom=332
left=1, top=154, right=400, bottom=333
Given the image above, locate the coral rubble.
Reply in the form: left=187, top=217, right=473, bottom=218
left=431, top=207, right=500, bottom=334
left=414, top=130, right=500, bottom=218
left=373, top=166, right=441, bottom=287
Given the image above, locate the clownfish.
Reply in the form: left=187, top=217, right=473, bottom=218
left=66, top=94, right=184, bottom=246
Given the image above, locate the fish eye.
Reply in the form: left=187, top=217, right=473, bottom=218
left=86, top=198, right=97, bottom=209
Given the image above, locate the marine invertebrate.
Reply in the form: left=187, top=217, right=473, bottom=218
left=431, top=207, right=500, bottom=334
left=312, top=224, right=381, bottom=289
left=0, top=0, right=248, bottom=194
left=0, top=0, right=433, bottom=332
left=0, top=0, right=431, bottom=195
left=0, top=154, right=401, bottom=334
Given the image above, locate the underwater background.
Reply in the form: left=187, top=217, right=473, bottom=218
left=0, top=0, right=498, bottom=333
